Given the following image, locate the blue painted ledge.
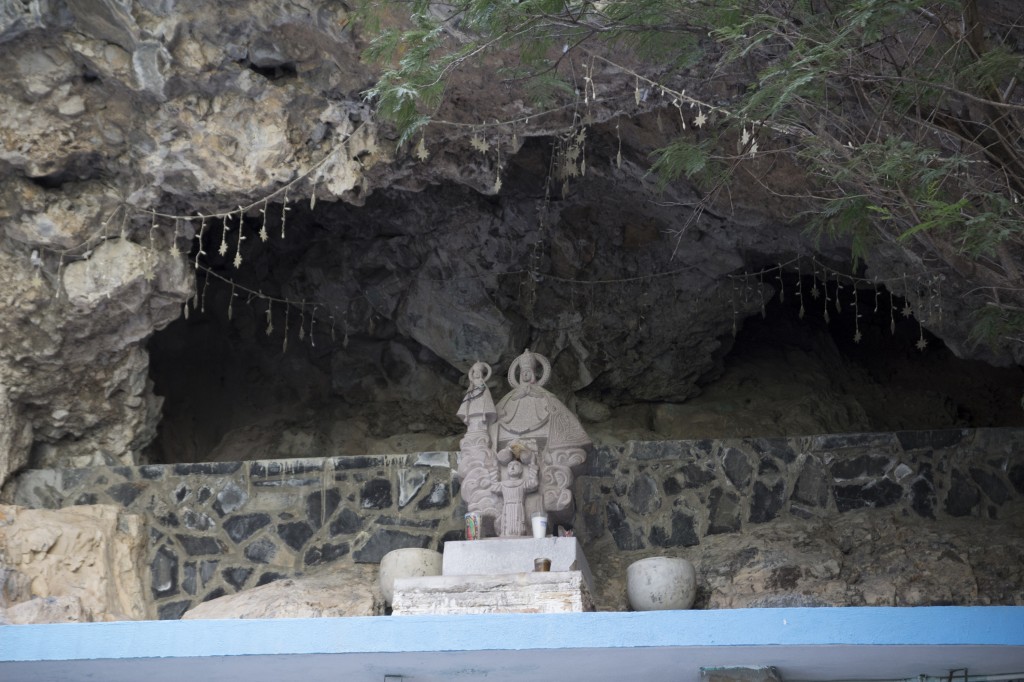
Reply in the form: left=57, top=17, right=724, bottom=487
left=2, top=607, right=1023, bottom=682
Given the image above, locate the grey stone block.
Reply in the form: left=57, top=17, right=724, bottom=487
left=222, top=567, right=253, bottom=591
left=398, top=468, right=427, bottom=508
left=416, top=483, right=449, bottom=510
left=606, top=500, right=645, bottom=550
left=151, top=545, right=178, bottom=598
left=329, top=507, right=363, bottom=536
left=749, top=480, right=786, bottom=523
left=106, top=481, right=147, bottom=506
left=175, top=534, right=227, bottom=556
left=352, top=529, right=430, bottom=563
left=223, top=513, right=270, bottom=543
left=244, top=538, right=278, bottom=564
left=360, top=479, right=393, bottom=509
left=276, top=521, right=315, bottom=551
left=414, top=451, right=452, bottom=468
left=213, top=482, right=248, bottom=516
left=792, top=456, right=830, bottom=507
left=833, top=479, right=903, bottom=512
left=708, top=487, right=742, bottom=535
left=649, top=509, right=700, bottom=547
left=723, top=448, right=753, bottom=489
left=946, top=469, right=981, bottom=517
left=157, top=600, right=192, bottom=621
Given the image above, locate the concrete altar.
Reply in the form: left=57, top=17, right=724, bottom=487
left=443, top=537, right=594, bottom=591
left=391, top=537, right=596, bottom=615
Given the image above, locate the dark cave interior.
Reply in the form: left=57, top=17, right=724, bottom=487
left=144, top=190, right=1024, bottom=464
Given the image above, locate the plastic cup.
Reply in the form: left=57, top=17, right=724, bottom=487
left=531, top=513, right=547, bottom=538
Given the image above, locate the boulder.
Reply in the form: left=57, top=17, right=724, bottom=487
left=0, top=595, right=90, bottom=624
left=396, top=258, right=519, bottom=369
left=182, top=567, right=383, bottom=619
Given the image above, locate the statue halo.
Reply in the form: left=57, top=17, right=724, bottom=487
left=470, top=360, right=492, bottom=383
left=507, top=349, right=551, bottom=388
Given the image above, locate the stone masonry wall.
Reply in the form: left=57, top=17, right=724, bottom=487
left=577, top=429, right=1024, bottom=549
left=12, top=452, right=461, bottom=619
left=9, top=428, right=1024, bottom=618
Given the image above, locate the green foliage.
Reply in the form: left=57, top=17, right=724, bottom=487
left=355, top=0, right=716, bottom=139
left=596, top=0, right=704, bottom=67
left=957, top=195, right=1024, bottom=258
left=955, top=47, right=1022, bottom=90
left=356, top=0, right=1024, bottom=341
left=361, top=13, right=459, bottom=144
left=898, top=191, right=971, bottom=242
left=807, top=195, right=876, bottom=268
left=649, top=139, right=715, bottom=190
left=517, top=71, right=577, bottom=109
left=970, top=305, right=1024, bottom=349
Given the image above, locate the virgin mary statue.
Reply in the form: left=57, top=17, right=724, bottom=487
left=489, top=349, right=591, bottom=528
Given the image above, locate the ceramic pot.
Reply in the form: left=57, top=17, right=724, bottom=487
left=379, top=548, right=443, bottom=605
left=626, top=557, right=696, bottom=611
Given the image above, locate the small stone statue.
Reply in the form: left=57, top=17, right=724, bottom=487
left=491, top=440, right=539, bottom=536
left=457, top=361, right=496, bottom=431
left=456, top=349, right=592, bottom=538
left=456, top=362, right=502, bottom=534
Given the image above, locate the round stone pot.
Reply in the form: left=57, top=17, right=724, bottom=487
left=626, top=557, right=696, bottom=611
left=379, top=548, right=443, bottom=605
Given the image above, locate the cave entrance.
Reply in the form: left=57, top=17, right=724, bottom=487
left=143, top=193, right=1024, bottom=464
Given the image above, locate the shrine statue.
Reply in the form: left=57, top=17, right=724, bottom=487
left=456, top=349, right=592, bottom=537
left=490, top=441, right=539, bottom=536
left=456, top=361, right=501, bottom=534
left=457, top=361, right=496, bottom=431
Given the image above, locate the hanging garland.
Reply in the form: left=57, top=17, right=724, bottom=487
left=20, top=55, right=957, bottom=354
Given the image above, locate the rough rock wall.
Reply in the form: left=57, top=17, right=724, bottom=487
left=0, top=503, right=149, bottom=622
left=0, top=0, right=382, bottom=484
left=10, top=429, right=1024, bottom=618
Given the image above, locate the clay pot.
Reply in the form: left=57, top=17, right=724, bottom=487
left=626, top=557, right=696, bottom=611
left=379, top=548, right=443, bottom=605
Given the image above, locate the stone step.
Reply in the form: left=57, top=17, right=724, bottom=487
left=391, top=570, right=594, bottom=615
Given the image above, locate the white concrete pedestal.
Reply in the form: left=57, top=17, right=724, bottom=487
left=443, top=537, right=594, bottom=591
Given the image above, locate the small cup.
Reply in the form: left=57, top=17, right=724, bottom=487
left=534, top=557, right=551, bottom=572
left=465, top=512, right=483, bottom=540
left=531, top=513, right=547, bottom=539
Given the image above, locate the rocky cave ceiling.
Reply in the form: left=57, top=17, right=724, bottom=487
left=0, top=1, right=1022, bottom=481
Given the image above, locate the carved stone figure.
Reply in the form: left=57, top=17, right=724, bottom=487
left=490, top=444, right=539, bottom=536
left=456, top=361, right=496, bottom=430
left=456, top=362, right=502, bottom=534
left=456, top=350, right=591, bottom=537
